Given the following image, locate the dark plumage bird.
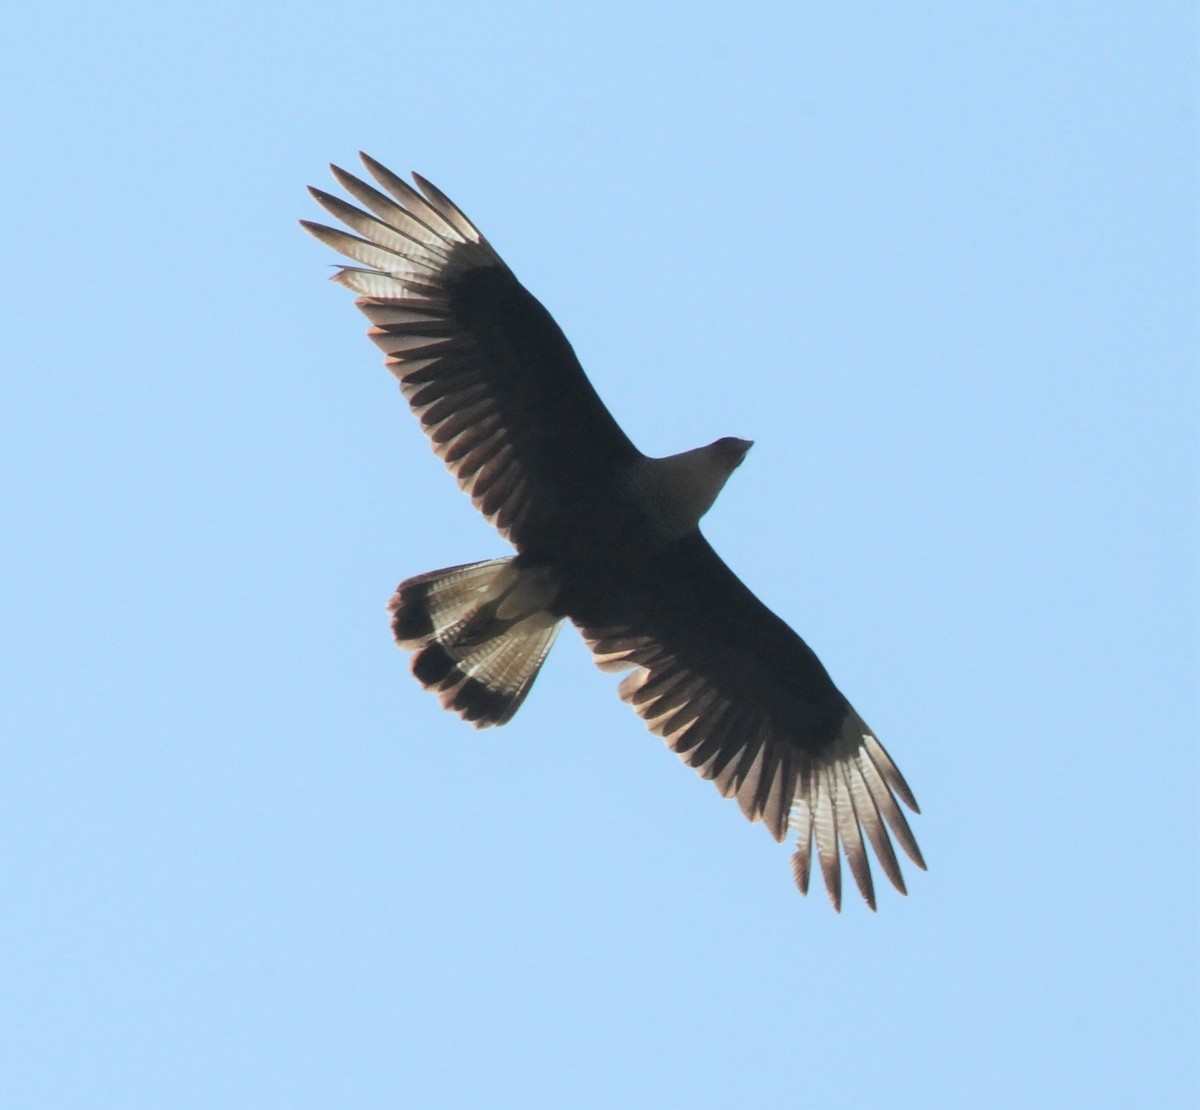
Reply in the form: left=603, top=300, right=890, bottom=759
left=302, top=155, right=925, bottom=909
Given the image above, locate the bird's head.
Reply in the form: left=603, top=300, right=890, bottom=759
left=713, top=436, right=754, bottom=471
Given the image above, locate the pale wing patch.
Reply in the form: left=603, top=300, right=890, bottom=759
left=786, top=720, right=926, bottom=910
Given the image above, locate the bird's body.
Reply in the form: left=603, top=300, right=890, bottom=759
left=303, top=155, right=925, bottom=909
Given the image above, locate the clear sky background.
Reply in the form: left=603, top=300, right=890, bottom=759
left=2, top=2, right=1196, bottom=1107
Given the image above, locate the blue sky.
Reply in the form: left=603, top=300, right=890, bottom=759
left=3, top=2, right=1196, bottom=1106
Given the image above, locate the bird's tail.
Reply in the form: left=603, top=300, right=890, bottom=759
left=389, top=557, right=562, bottom=727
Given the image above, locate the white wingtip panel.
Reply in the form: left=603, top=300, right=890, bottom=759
left=302, top=154, right=501, bottom=287
left=788, top=714, right=926, bottom=911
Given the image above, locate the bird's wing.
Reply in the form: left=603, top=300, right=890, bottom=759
left=576, top=533, right=925, bottom=911
left=302, top=154, right=642, bottom=548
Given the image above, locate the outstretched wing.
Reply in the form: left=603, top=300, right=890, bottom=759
left=302, top=154, right=642, bottom=548
left=578, top=533, right=926, bottom=911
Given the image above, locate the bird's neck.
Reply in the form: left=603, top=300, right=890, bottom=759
left=626, top=444, right=737, bottom=540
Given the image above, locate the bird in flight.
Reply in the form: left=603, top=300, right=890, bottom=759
left=302, top=155, right=925, bottom=909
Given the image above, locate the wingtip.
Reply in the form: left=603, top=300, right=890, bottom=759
left=358, top=150, right=389, bottom=176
